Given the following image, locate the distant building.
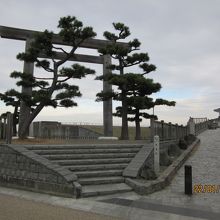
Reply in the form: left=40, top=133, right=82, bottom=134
left=214, top=108, right=220, bottom=117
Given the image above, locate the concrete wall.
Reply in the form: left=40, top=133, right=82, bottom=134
left=32, top=121, right=102, bottom=139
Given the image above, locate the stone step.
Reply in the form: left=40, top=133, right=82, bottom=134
left=44, top=153, right=136, bottom=160
left=74, top=169, right=123, bottom=178
left=79, top=176, right=124, bottom=185
left=82, top=183, right=132, bottom=197
left=67, top=163, right=128, bottom=172
left=33, top=148, right=141, bottom=155
left=26, top=144, right=143, bottom=150
left=54, top=158, right=132, bottom=166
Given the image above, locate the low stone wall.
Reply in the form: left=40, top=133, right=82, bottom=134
left=125, top=138, right=200, bottom=195
left=0, top=144, right=77, bottom=197
left=123, top=144, right=153, bottom=178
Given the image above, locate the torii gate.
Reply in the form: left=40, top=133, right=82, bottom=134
left=0, top=25, right=127, bottom=137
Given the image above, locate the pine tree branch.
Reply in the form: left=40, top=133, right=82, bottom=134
left=57, top=76, right=72, bottom=83
left=36, top=85, right=50, bottom=90
left=130, top=48, right=139, bottom=52
left=51, top=57, right=56, bottom=64
left=56, top=38, right=85, bottom=67
left=56, top=46, right=77, bottom=67
left=36, top=58, right=54, bottom=72
left=34, top=77, right=53, bottom=80
left=125, top=60, right=142, bottom=67
left=52, top=45, right=69, bottom=55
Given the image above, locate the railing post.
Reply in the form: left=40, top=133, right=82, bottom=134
left=3, top=116, right=7, bottom=139
left=0, top=117, right=2, bottom=139
left=205, top=117, right=208, bottom=130
left=161, top=120, right=164, bottom=141
left=179, top=125, right=183, bottom=138
left=154, top=135, right=160, bottom=176
left=6, top=112, right=13, bottom=144
left=175, top=123, right=179, bottom=140
left=168, top=122, right=172, bottom=140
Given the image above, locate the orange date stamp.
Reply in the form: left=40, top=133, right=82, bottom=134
left=193, top=184, right=220, bottom=193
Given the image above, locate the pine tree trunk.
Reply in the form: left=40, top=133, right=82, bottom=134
left=121, top=90, right=129, bottom=140
left=119, top=60, right=129, bottom=140
left=18, top=65, right=58, bottom=139
left=13, top=105, right=18, bottom=136
left=18, top=104, right=44, bottom=139
left=135, top=110, right=141, bottom=140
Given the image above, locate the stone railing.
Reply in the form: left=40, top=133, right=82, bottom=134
left=150, top=118, right=188, bottom=141
left=188, top=117, right=208, bottom=135
left=150, top=116, right=213, bottom=142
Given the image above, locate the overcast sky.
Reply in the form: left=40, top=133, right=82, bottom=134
left=0, top=0, right=219, bottom=126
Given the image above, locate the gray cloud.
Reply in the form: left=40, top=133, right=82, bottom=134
left=0, top=0, right=220, bottom=124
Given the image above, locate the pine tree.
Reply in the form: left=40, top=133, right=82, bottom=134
left=112, top=73, right=175, bottom=139
left=96, top=23, right=156, bottom=139
left=9, top=16, right=96, bottom=139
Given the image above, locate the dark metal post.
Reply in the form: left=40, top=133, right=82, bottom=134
left=185, top=165, right=192, bottom=195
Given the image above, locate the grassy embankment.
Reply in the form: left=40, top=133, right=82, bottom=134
left=82, top=125, right=150, bottom=140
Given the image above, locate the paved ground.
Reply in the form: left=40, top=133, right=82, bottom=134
left=139, top=129, right=220, bottom=212
left=99, top=129, right=220, bottom=219
left=0, top=129, right=219, bottom=220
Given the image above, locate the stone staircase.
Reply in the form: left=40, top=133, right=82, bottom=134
left=26, top=144, right=143, bottom=197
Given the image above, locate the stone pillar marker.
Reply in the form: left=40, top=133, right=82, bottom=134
left=150, top=118, right=155, bottom=141
left=154, top=135, right=160, bottom=176
left=18, top=38, right=34, bottom=137
left=103, top=54, right=113, bottom=137
left=188, top=117, right=195, bottom=135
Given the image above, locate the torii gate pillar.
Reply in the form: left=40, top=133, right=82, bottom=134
left=103, top=55, right=113, bottom=136
left=18, top=39, right=34, bottom=137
